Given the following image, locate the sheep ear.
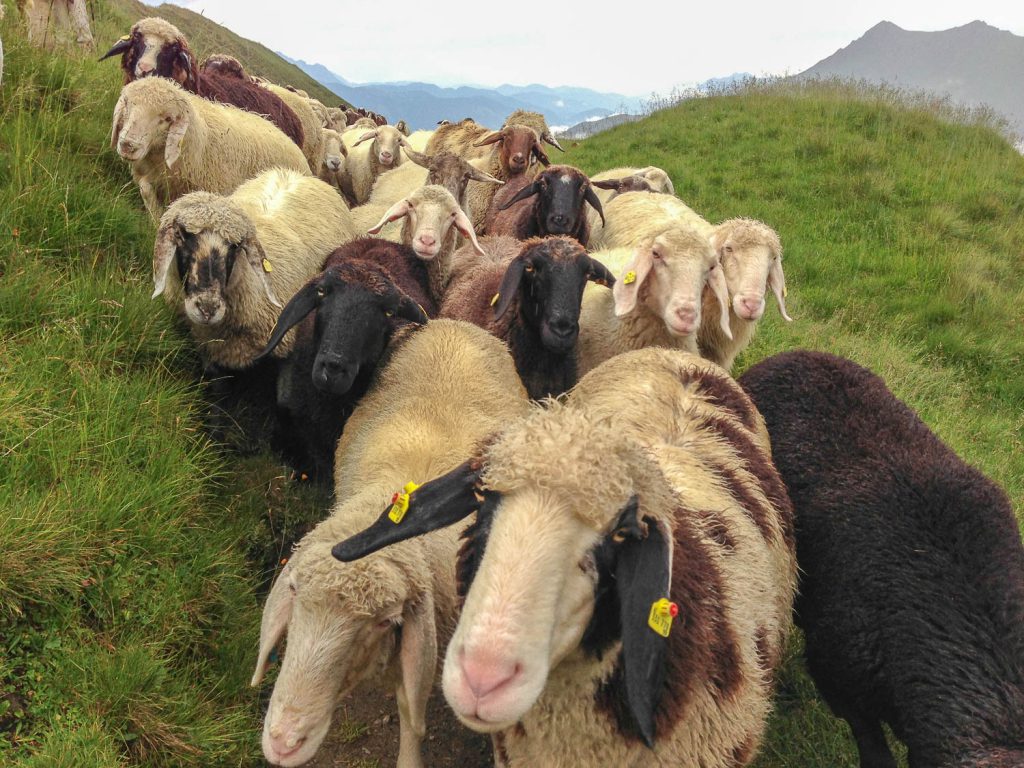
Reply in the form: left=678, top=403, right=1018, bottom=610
left=164, top=113, right=189, bottom=168
left=152, top=216, right=181, bottom=299
left=607, top=496, right=673, bottom=748
left=612, top=248, right=654, bottom=316
left=452, top=209, right=487, bottom=256
left=707, top=262, right=733, bottom=340
left=401, top=144, right=430, bottom=167
left=99, top=35, right=133, bottom=61
left=242, top=236, right=283, bottom=308
left=768, top=258, right=792, bottom=322
left=251, top=565, right=294, bottom=687
left=111, top=93, right=126, bottom=151
left=332, top=459, right=484, bottom=562
left=584, top=184, right=605, bottom=226
left=592, top=178, right=625, bottom=192
left=396, top=591, right=437, bottom=738
left=493, top=257, right=527, bottom=321
left=466, top=165, right=503, bottom=185
left=368, top=199, right=412, bottom=234
left=385, top=289, right=430, bottom=325
left=586, top=256, right=616, bottom=288
left=473, top=131, right=503, bottom=147
left=255, top=281, right=318, bottom=361
left=353, top=130, right=378, bottom=147
left=541, top=132, right=564, bottom=151
left=497, top=181, right=540, bottom=212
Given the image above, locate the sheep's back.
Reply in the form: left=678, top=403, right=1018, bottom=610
left=198, top=71, right=305, bottom=148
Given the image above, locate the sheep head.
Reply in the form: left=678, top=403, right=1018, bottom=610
left=493, top=237, right=615, bottom=354
left=256, top=261, right=427, bottom=396
left=354, top=125, right=404, bottom=168
left=498, top=165, right=604, bottom=243
left=592, top=175, right=656, bottom=199
left=401, top=147, right=504, bottom=206
left=368, top=185, right=485, bottom=261
left=112, top=79, right=192, bottom=169
left=709, top=219, right=791, bottom=322
left=612, top=227, right=732, bottom=340
left=100, top=17, right=197, bottom=91
left=199, top=53, right=247, bottom=80
left=254, top=495, right=437, bottom=767
left=151, top=193, right=279, bottom=326
left=321, top=129, right=348, bottom=175
left=331, top=407, right=678, bottom=744
left=474, top=125, right=550, bottom=176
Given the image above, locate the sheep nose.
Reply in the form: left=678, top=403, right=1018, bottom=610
left=548, top=316, right=577, bottom=339
left=327, top=158, right=341, bottom=171
left=136, top=62, right=154, bottom=75
left=738, top=295, right=765, bottom=319
left=268, top=730, right=306, bottom=760
left=418, top=234, right=436, bottom=248
left=459, top=648, right=521, bottom=700
left=550, top=214, right=568, bottom=227
left=379, top=151, right=393, bottom=164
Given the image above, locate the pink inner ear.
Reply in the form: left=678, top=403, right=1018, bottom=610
left=612, top=248, right=653, bottom=317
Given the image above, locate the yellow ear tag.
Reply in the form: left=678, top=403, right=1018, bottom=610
left=783, top=285, right=788, bottom=299
left=490, top=293, right=500, bottom=307
left=119, top=34, right=131, bottom=41
left=262, top=258, right=273, bottom=273
left=387, top=481, right=420, bottom=524
left=623, top=270, right=637, bottom=285
left=647, top=598, right=678, bottom=638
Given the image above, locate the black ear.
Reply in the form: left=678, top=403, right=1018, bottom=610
left=584, top=184, right=606, bottom=227
left=497, top=181, right=541, bottom=211
left=608, top=496, right=673, bottom=748
left=254, top=281, right=319, bottom=361
left=586, top=256, right=616, bottom=288
left=493, top=258, right=527, bottom=321
left=384, top=288, right=430, bottom=325
left=332, top=459, right=484, bottom=561
left=591, top=178, right=624, bottom=191
left=99, top=36, right=133, bottom=61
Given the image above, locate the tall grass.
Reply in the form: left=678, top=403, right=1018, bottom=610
left=563, top=77, right=1024, bottom=767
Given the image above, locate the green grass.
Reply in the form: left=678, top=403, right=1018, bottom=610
left=562, top=79, right=1024, bottom=766
left=0, top=6, right=326, bottom=766
left=2, top=6, right=1022, bottom=764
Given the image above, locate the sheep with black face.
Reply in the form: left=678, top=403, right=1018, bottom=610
left=257, top=238, right=436, bottom=481
left=440, top=236, right=614, bottom=399
left=485, top=165, right=604, bottom=247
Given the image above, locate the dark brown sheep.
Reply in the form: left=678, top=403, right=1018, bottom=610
left=740, top=350, right=1024, bottom=768
left=99, top=18, right=304, bottom=148
left=439, top=235, right=614, bottom=399
left=485, top=164, right=604, bottom=246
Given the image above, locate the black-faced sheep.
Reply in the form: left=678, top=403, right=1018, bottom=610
left=253, top=319, right=529, bottom=768
left=486, top=165, right=605, bottom=246
left=739, top=350, right=1024, bottom=768
left=257, top=238, right=437, bottom=481
left=334, top=347, right=797, bottom=767
left=100, top=19, right=305, bottom=149
left=440, top=235, right=614, bottom=399
left=151, top=168, right=354, bottom=372
left=111, top=77, right=310, bottom=220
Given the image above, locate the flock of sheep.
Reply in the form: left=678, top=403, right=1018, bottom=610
left=99, top=17, right=1024, bottom=768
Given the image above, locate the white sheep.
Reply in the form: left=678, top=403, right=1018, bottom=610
left=151, top=168, right=355, bottom=370
left=697, top=218, right=793, bottom=372
left=334, top=347, right=797, bottom=767
left=264, top=82, right=327, bottom=175
left=576, top=192, right=732, bottom=376
left=343, top=123, right=407, bottom=205
left=112, top=77, right=310, bottom=220
left=317, top=127, right=349, bottom=196
left=252, top=318, right=529, bottom=768
left=587, top=166, right=675, bottom=243
left=325, top=106, right=348, bottom=132
left=359, top=184, right=488, bottom=302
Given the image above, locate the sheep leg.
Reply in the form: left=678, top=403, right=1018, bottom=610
left=137, top=177, right=163, bottom=222
left=840, top=708, right=897, bottom=768
left=67, top=0, right=93, bottom=49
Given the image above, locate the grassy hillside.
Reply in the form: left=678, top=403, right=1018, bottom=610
left=562, top=80, right=1024, bottom=766
left=97, top=0, right=348, bottom=107
left=1, top=7, right=1021, bottom=766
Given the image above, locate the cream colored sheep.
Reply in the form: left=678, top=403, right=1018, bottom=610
left=264, top=82, right=326, bottom=174
left=325, top=106, right=347, bottom=132
left=252, top=319, right=529, bottom=768
left=112, top=77, right=310, bottom=220
left=358, top=185, right=487, bottom=302
left=334, top=348, right=797, bottom=767
left=697, top=218, right=793, bottom=372
left=576, top=193, right=732, bottom=375
left=404, top=129, right=434, bottom=153
left=317, top=128, right=349, bottom=196
left=587, top=166, right=675, bottom=241
left=151, top=169, right=354, bottom=370
left=342, top=123, right=407, bottom=204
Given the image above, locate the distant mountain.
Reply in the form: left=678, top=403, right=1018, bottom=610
left=282, top=56, right=644, bottom=130
left=556, top=114, right=642, bottom=140
left=798, top=20, right=1024, bottom=136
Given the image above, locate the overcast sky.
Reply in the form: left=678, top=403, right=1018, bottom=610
left=161, top=1, right=1023, bottom=96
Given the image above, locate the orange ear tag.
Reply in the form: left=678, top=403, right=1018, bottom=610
left=623, top=270, right=637, bottom=285
left=647, top=598, right=678, bottom=637
left=387, top=481, right=420, bottom=524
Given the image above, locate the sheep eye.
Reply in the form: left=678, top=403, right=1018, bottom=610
left=611, top=528, right=627, bottom=544
left=376, top=618, right=396, bottom=630
left=384, top=309, right=394, bottom=317
left=724, top=245, right=734, bottom=254
left=524, top=263, right=534, bottom=273
left=316, top=286, right=326, bottom=298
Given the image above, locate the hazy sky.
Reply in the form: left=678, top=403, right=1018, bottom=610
left=161, top=1, right=1023, bottom=96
